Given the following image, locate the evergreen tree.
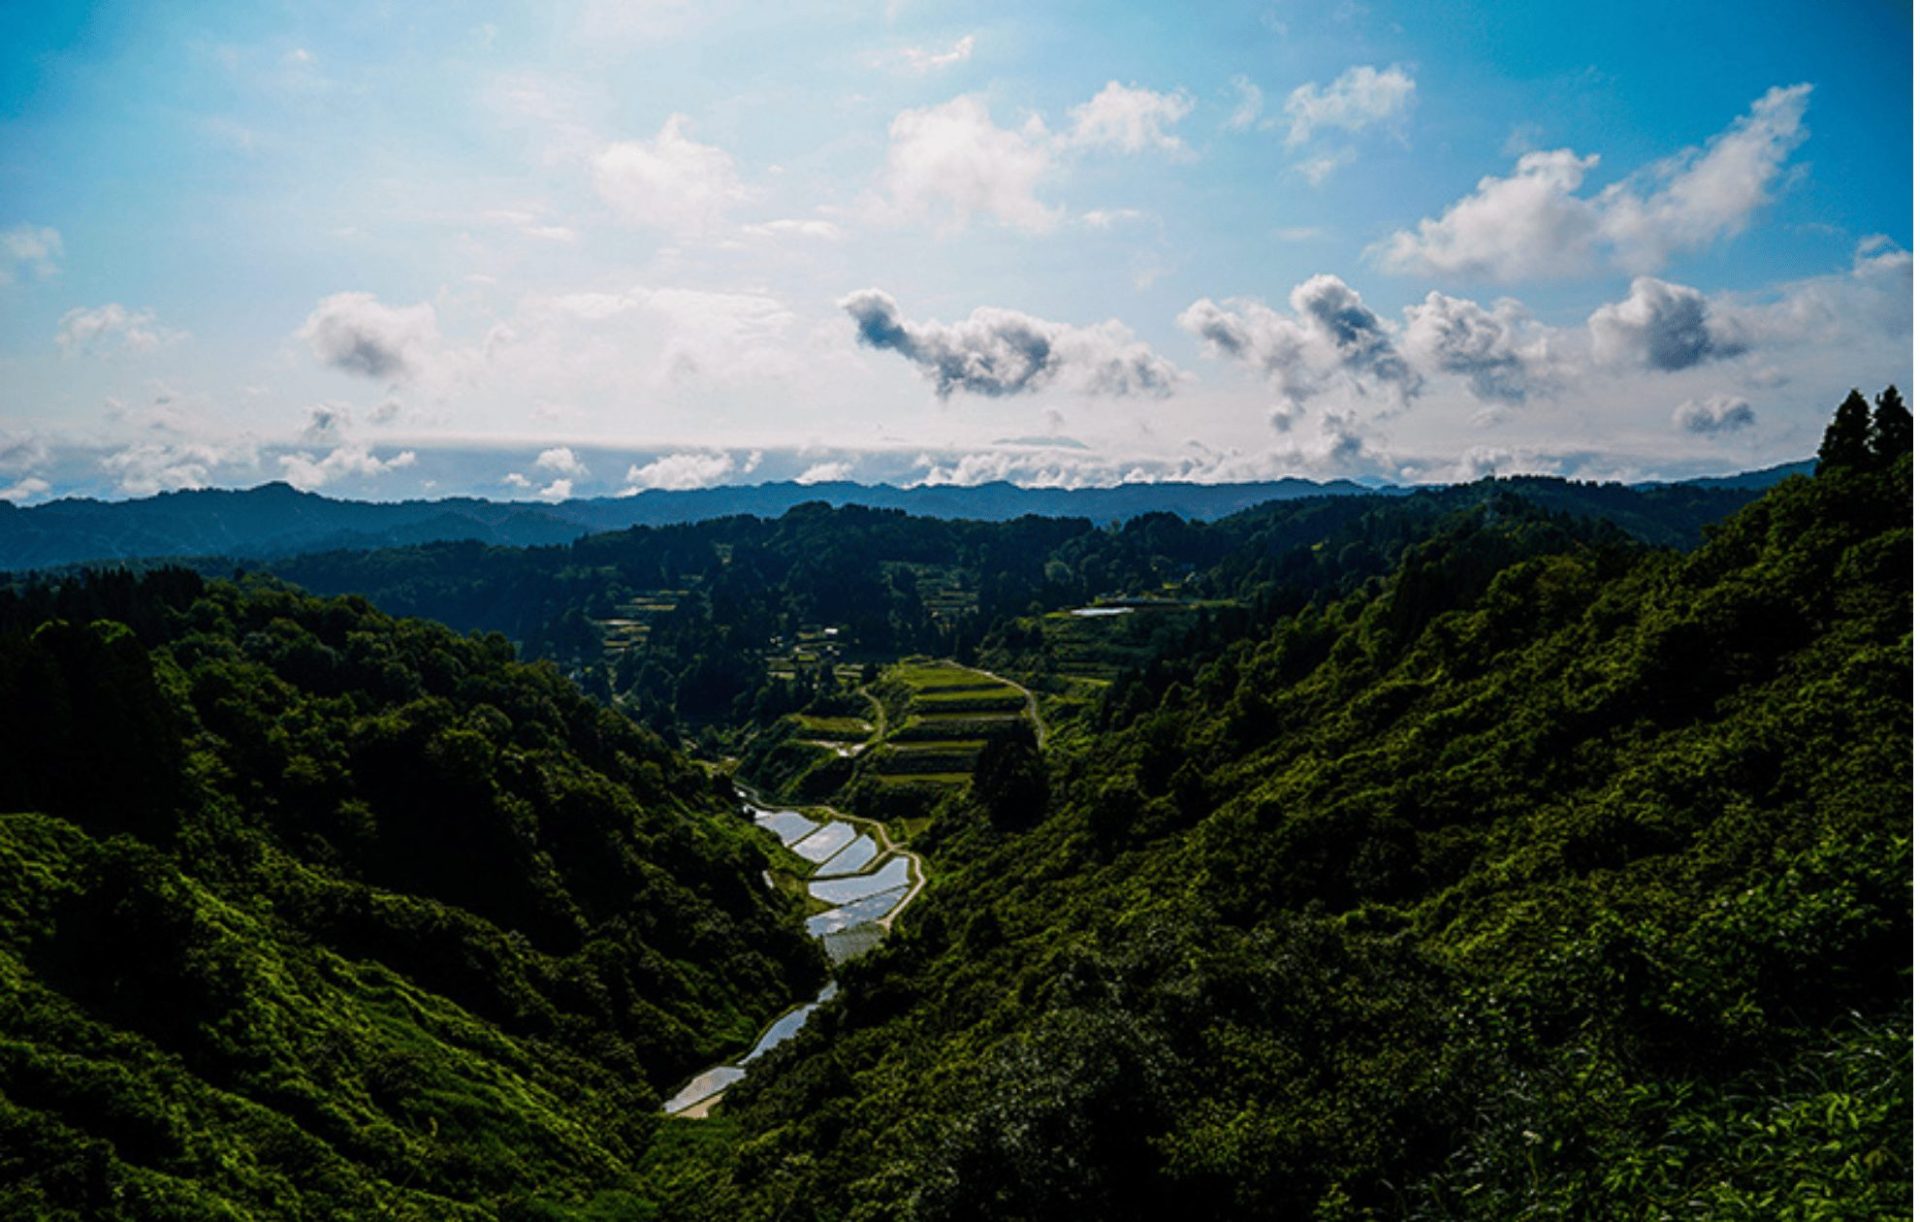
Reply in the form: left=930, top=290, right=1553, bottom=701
left=1869, top=384, right=1911, bottom=465
left=1817, top=389, right=1873, bottom=473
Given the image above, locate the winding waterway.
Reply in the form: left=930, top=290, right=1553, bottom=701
left=659, top=789, right=925, bottom=1119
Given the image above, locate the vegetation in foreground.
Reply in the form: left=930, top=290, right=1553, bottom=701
left=0, top=390, right=1907, bottom=1217
left=0, top=575, right=822, bottom=1216
left=649, top=393, right=1912, bottom=1219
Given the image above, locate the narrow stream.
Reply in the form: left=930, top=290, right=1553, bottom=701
left=659, top=793, right=922, bottom=1118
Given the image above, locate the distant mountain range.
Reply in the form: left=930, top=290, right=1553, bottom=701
left=0, top=462, right=1814, bottom=572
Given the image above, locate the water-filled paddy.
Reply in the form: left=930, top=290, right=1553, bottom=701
left=790, top=820, right=857, bottom=863
left=809, top=856, right=912, bottom=905
left=660, top=1066, right=745, bottom=1113
left=807, top=885, right=909, bottom=936
left=816, top=832, right=878, bottom=877
left=751, top=807, right=821, bottom=845
left=742, top=982, right=839, bottom=1063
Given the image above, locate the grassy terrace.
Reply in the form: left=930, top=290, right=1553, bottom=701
left=863, top=660, right=1035, bottom=784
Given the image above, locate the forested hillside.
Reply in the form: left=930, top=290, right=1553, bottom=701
left=0, top=397, right=1905, bottom=1218
left=240, top=475, right=1765, bottom=745
left=641, top=407, right=1912, bottom=1217
left=0, top=573, right=822, bottom=1215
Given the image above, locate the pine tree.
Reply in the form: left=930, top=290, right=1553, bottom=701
left=1817, top=389, right=1873, bottom=473
left=1869, top=385, right=1911, bottom=465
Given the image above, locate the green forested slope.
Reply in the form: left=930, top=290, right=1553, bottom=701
left=0, top=574, right=823, bottom=1216
left=655, top=450, right=1910, bottom=1217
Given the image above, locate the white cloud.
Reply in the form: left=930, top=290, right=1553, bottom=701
left=842, top=289, right=1180, bottom=398
left=1375, top=85, right=1812, bottom=282
left=1673, top=394, right=1756, bottom=434
left=741, top=218, right=844, bottom=241
left=0, top=476, right=51, bottom=504
left=1080, top=208, right=1151, bottom=230
left=593, top=115, right=750, bottom=234
left=1, top=224, right=62, bottom=283
left=56, top=304, right=184, bottom=355
left=1373, top=149, right=1603, bottom=280
left=1588, top=276, right=1746, bottom=371
left=0, top=431, right=50, bottom=475
left=796, top=460, right=854, bottom=484
left=1282, top=65, right=1414, bottom=147
left=1226, top=75, right=1263, bottom=132
left=299, top=292, right=440, bottom=380
left=277, top=444, right=417, bottom=491
left=1719, top=235, right=1912, bottom=347
left=1293, top=148, right=1357, bottom=186
left=1065, top=82, right=1194, bottom=155
left=1402, top=291, right=1557, bottom=402
left=482, top=208, right=577, bottom=242
left=624, top=450, right=738, bottom=491
left=503, top=471, right=532, bottom=489
left=897, top=34, right=975, bottom=73
left=535, top=445, right=589, bottom=476
left=1598, top=85, right=1812, bottom=274
left=536, top=477, right=574, bottom=501
left=101, top=439, right=257, bottom=497
left=877, top=95, right=1058, bottom=232
left=300, top=404, right=352, bottom=445
left=1179, top=274, right=1418, bottom=411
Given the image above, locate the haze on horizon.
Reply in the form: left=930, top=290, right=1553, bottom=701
left=0, top=0, right=1910, bottom=505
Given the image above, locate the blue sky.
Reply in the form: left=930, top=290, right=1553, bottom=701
left=0, top=0, right=1910, bottom=501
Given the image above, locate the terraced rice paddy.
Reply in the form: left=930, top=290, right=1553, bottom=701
left=665, top=796, right=923, bottom=1118
left=864, top=660, right=1036, bottom=784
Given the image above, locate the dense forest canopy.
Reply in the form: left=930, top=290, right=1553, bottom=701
left=0, top=390, right=1908, bottom=1217
left=0, top=573, right=822, bottom=1214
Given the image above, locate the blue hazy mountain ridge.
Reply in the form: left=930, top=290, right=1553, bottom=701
left=0, top=462, right=1811, bottom=572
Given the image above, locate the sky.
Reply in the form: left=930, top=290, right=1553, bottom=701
left=0, top=0, right=1911, bottom=503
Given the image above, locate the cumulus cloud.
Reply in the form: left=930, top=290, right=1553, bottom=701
left=1598, top=84, right=1812, bottom=274
left=796, top=460, right=854, bottom=484
left=1673, top=394, right=1756, bottom=434
left=56, top=304, right=183, bottom=355
left=101, top=439, right=257, bottom=497
left=1722, top=235, right=1913, bottom=346
left=1374, top=149, right=1603, bottom=280
left=536, top=477, right=573, bottom=502
left=299, top=292, right=440, bottom=380
left=1, top=224, right=62, bottom=283
left=1588, top=276, right=1747, bottom=371
left=0, top=476, right=50, bottom=504
left=0, top=432, right=50, bottom=476
left=1375, top=85, right=1811, bottom=281
left=623, top=450, right=739, bottom=491
left=300, top=404, right=352, bottom=445
left=876, top=95, right=1058, bottom=231
left=1178, top=274, right=1418, bottom=411
left=535, top=445, right=589, bottom=476
left=1282, top=65, right=1415, bottom=147
left=1065, top=82, right=1194, bottom=154
left=841, top=289, right=1179, bottom=398
left=593, top=115, right=749, bottom=234
left=278, top=444, right=417, bottom=491
left=503, top=471, right=532, bottom=489
left=1402, top=291, right=1556, bottom=402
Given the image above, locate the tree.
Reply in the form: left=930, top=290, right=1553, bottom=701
left=971, top=722, right=1048, bottom=830
left=1869, top=385, right=1911, bottom=465
left=1817, top=389, right=1873, bottom=473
